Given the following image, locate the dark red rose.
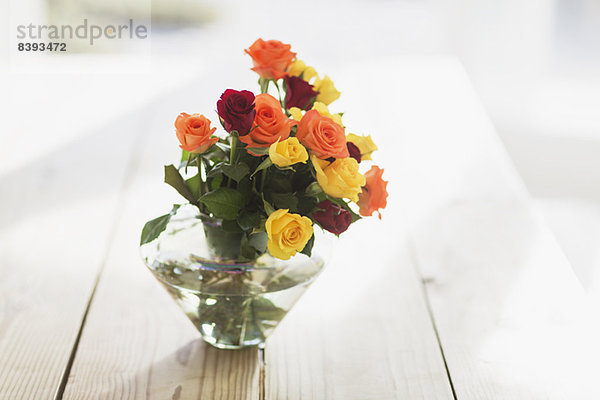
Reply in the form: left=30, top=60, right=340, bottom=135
left=217, top=89, right=256, bottom=136
left=347, top=142, right=362, bottom=163
left=285, top=76, right=318, bottom=110
left=312, top=200, right=352, bottom=235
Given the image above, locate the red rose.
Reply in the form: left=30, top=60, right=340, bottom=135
left=347, top=142, right=362, bottom=163
left=217, top=89, right=256, bottom=136
left=285, top=76, right=318, bottom=110
left=312, top=200, right=352, bottom=235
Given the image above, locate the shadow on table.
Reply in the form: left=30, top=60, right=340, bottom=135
left=131, top=338, right=259, bottom=399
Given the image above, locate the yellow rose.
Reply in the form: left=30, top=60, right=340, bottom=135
left=346, top=133, right=377, bottom=160
left=312, top=155, right=366, bottom=202
left=269, top=137, right=309, bottom=167
left=289, top=107, right=303, bottom=121
left=314, top=75, right=340, bottom=105
left=312, top=102, right=343, bottom=126
left=266, top=209, right=313, bottom=260
left=288, top=103, right=342, bottom=126
left=287, top=60, right=318, bottom=82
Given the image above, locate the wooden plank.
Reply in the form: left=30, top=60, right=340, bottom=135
left=360, top=58, right=600, bottom=399
left=61, top=84, right=260, bottom=399
left=0, top=112, right=143, bottom=399
left=264, top=59, right=457, bottom=399
left=265, top=222, right=455, bottom=399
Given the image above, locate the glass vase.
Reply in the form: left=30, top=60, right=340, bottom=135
left=140, top=205, right=326, bottom=349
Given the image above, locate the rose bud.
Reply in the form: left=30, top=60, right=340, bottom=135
left=216, top=89, right=256, bottom=136
left=285, top=76, right=318, bottom=110
left=347, top=142, right=362, bottom=163
left=312, top=200, right=352, bottom=235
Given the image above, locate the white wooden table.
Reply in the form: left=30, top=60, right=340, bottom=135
left=1, top=57, right=599, bottom=399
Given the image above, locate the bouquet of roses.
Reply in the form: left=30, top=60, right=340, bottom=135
left=141, top=38, right=388, bottom=262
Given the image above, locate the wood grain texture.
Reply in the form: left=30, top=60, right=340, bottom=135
left=0, top=111, right=145, bottom=399
left=265, top=221, right=455, bottom=400
left=361, top=58, right=600, bottom=399
left=61, top=82, right=260, bottom=400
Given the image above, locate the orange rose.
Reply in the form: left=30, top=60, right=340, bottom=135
left=245, top=39, right=296, bottom=80
left=296, top=110, right=349, bottom=159
left=357, top=165, right=388, bottom=219
left=174, top=113, right=218, bottom=153
left=239, top=94, right=296, bottom=153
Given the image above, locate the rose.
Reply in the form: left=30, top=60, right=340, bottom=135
left=312, top=200, right=352, bottom=235
left=216, top=89, right=256, bottom=136
left=313, top=75, right=340, bottom=105
left=265, top=209, right=313, bottom=260
left=285, top=76, right=318, bottom=110
left=312, top=102, right=343, bottom=126
left=346, top=133, right=377, bottom=161
left=296, top=110, right=349, bottom=159
left=245, top=38, right=296, bottom=80
left=358, top=165, right=388, bottom=218
left=239, top=94, right=296, bottom=153
left=269, top=137, right=309, bottom=167
left=174, top=113, right=218, bottom=153
left=347, top=142, right=361, bottom=163
left=312, top=155, right=365, bottom=202
left=287, top=59, right=318, bottom=82
left=289, top=102, right=343, bottom=126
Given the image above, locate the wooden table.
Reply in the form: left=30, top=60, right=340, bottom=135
left=2, top=57, right=599, bottom=399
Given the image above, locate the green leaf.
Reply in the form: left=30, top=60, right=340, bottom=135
left=297, top=196, right=318, bottom=215
left=210, top=174, right=224, bottom=191
left=339, top=201, right=361, bottom=223
left=240, top=235, right=258, bottom=260
left=266, top=173, right=292, bottom=192
left=251, top=157, right=273, bottom=177
left=185, top=175, right=200, bottom=200
left=238, top=210, right=261, bottom=231
left=207, top=162, right=226, bottom=178
left=269, top=192, right=298, bottom=211
left=222, top=219, right=243, bottom=233
left=164, top=165, right=197, bottom=204
left=199, top=187, right=244, bottom=220
left=305, top=181, right=323, bottom=196
left=246, top=147, right=270, bottom=156
left=237, top=178, right=253, bottom=203
left=222, top=163, right=250, bottom=182
left=262, top=196, right=276, bottom=215
left=300, top=234, right=315, bottom=257
left=252, top=298, right=287, bottom=322
left=248, top=231, right=268, bottom=253
left=180, top=150, right=190, bottom=162
left=140, top=204, right=180, bottom=245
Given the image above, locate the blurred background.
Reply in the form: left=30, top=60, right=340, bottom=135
left=1, top=0, right=599, bottom=294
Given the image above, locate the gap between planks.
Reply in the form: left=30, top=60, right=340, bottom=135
left=52, top=118, right=146, bottom=400
left=258, top=346, right=266, bottom=400
left=408, top=238, right=458, bottom=400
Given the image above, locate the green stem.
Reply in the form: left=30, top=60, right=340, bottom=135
left=227, top=136, right=238, bottom=188
left=260, top=168, right=267, bottom=192
left=273, top=80, right=285, bottom=109
left=259, top=78, right=269, bottom=94
left=230, top=135, right=238, bottom=164
left=197, top=154, right=206, bottom=212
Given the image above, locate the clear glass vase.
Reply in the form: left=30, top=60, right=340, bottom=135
left=140, top=205, right=326, bottom=349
